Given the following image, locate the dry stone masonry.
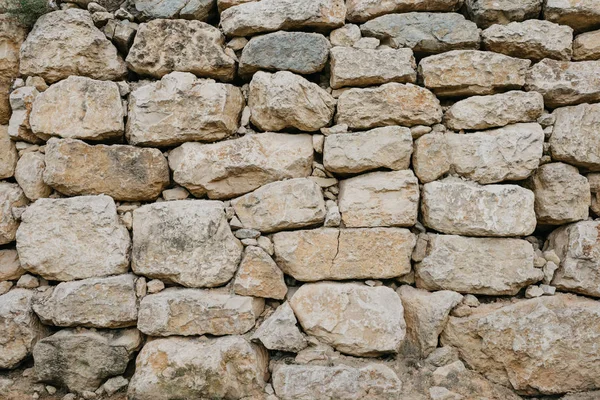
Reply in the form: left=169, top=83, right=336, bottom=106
left=2, top=0, right=600, bottom=399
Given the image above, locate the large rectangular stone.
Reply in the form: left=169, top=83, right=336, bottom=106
left=544, top=0, right=600, bottom=32
left=346, top=0, right=462, bottom=22
left=465, top=0, right=543, bottom=28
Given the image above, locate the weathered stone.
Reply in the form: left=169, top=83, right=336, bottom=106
left=415, top=234, right=542, bottom=295
left=330, top=47, right=416, bottom=89
left=239, top=32, right=330, bottom=76
left=127, top=72, right=244, bottom=147
left=169, top=132, right=313, bottom=199
left=14, top=152, right=51, bottom=201
left=0, top=126, right=16, bottom=180
left=419, top=50, right=531, bottom=97
left=573, top=30, right=600, bottom=61
left=231, top=178, right=325, bottom=233
left=0, top=15, right=27, bottom=125
left=527, top=163, right=590, bottom=225
left=128, top=336, right=268, bottom=399
left=8, top=86, right=42, bottom=144
left=544, top=0, right=600, bottom=32
left=412, top=132, right=451, bottom=183
left=442, top=294, right=600, bottom=395
left=422, top=178, right=536, bottom=237
left=0, top=289, right=48, bottom=369
left=0, top=183, right=28, bottom=245
left=329, top=24, right=361, bottom=47
left=43, top=138, right=169, bottom=201
left=525, top=59, right=600, bottom=108
left=19, top=9, right=127, bottom=83
left=126, top=19, right=236, bottom=81
left=465, top=0, right=543, bottom=28
left=34, top=328, right=141, bottom=393
left=0, top=249, right=23, bottom=281
left=218, top=0, right=256, bottom=12
left=134, top=0, right=214, bottom=20
left=482, top=20, right=573, bottom=61
left=220, top=0, right=346, bottom=36
left=346, top=0, right=462, bottom=23
left=16, top=195, right=130, bottom=281
left=137, top=288, right=263, bottom=336
left=132, top=200, right=241, bottom=288
left=443, top=91, right=544, bottom=131
left=233, top=246, right=287, bottom=299
left=248, top=71, right=335, bottom=132
left=290, top=282, right=405, bottom=356
left=32, top=274, right=138, bottom=328
left=30, top=76, right=124, bottom=142
left=336, top=83, right=442, bottom=129
left=398, top=285, right=462, bottom=357
left=272, top=363, right=402, bottom=399
left=360, top=12, right=480, bottom=54
left=338, top=170, right=419, bottom=228
left=252, top=302, right=307, bottom=352
left=273, top=227, right=416, bottom=281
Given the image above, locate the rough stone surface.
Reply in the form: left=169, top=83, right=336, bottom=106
left=233, top=246, right=287, bottom=299
left=8, top=86, right=42, bottom=144
left=544, top=0, right=600, bottom=32
left=346, top=0, right=463, bottom=23
left=0, top=249, right=23, bottom=281
left=464, top=0, right=542, bottom=28
left=0, top=125, right=17, bottom=180
left=0, top=15, right=27, bottom=125
left=0, top=183, right=28, bottom=245
left=573, top=30, right=600, bottom=61
left=134, top=0, right=215, bottom=20
left=412, top=132, right=451, bottom=183
left=251, top=302, right=307, bottom=352
left=132, top=200, right=242, bottom=288
left=16, top=195, right=130, bottom=281
left=15, top=152, right=52, bottom=201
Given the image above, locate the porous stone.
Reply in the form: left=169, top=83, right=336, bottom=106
left=346, top=0, right=463, bottom=23
left=419, top=50, right=531, bottom=97
left=133, top=0, right=215, bottom=20
left=252, top=302, right=307, bottom=352
left=169, top=132, right=313, bottom=199
left=43, top=138, right=170, bottom=201
left=415, top=234, right=542, bottom=295
left=34, top=328, right=141, bottom=393
left=465, top=0, right=543, bottom=28
left=233, top=246, right=287, bottom=299
left=218, top=0, right=257, bottom=12
left=16, top=195, right=130, bottom=281
left=239, top=32, right=330, bottom=76
left=289, top=282, right=405, bottom=356
left=0, top=183, right=28, bottom=245
left=360, top=12, right=480, bottom=54
left=323, top=126, right=412, bottom=174
left=127, top=72, right=244, bottom=147
left=421, top=178, right=536, bottom=237
left=573, top=30, right=600, bottom=61
left=273, top=227, right=416, bottom=281
left=19, top=9, right=127, bottom=83
left=248, top=71, right=335, bottom=132
left=329, top=24, right=361, bottom=47
left=15, top=152, right=52, bottom=201
left=336, top=83, right=442, bottom=129
left=32, top=274, right=138, bottom=328
left=412, top=132, right=451, bottom=183
left=543, top=0, right=600, bottom=32
left=8, top=86, right=42, bottom=144
left=0, top=125, right=17, bottom=179
left=137, top=288, right=263, bottom=336
left=0, top=15, right=28, bottom=125
left=329, top=47, right=416, bottom=89
left=220, top=0, right=346, bottom=36
left=0, top=249, right=23, bottom=281
left=29, top=76, right=124, bottom=142
left=126, top=19, right=236, bottom=81
left=128, top=336, right=268, bottom=399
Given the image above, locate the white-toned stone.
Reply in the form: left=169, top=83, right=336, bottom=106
left=544, top=0, right=600, bottom=32
left=15, top=152, right=52, bottom=201
left=0, top=15, right=28, bottom=125
left=233, top=246, right=287, bottom=299
left=134, top=0, right=215, bottom=20
left=465, top=0, right=543, bottom=28
left=0, top=183, right=28, bottom=245
left=16, top=274, right=38, bottom=289
left=252, top=302, right=307, bottom=352
left=412, top=132, right=451, bottom=183
left=346, top=0, right=462, bottom=23
left=8, top=86, right=42, bottom=144
left=0, top=125, right=16, bottom=180
left=329, top=24, right=361, bottom=47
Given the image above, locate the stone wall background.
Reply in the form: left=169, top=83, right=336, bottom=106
left=1, top=0, right=600, bottom=399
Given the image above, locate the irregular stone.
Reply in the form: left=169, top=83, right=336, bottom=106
left=239, top=32, right=330, bottom=76
left=573, top=30, right=600, bottom=61
left=32, top=274, right=138, bottom=328
left=443, top=91, right=544, bottom=131
left=128, top=336, right=268, bottom=399
left=336, top=83, right=442, bottom=130
left=273, top=227, right=416, bottom=281
left=398, top=285, right=462, bottom=357
left=465, top=0, right=543, bottom=28
left=272, top=363, right=402, bottom=399
left=137, top=288, right=263, bottom=336
left=482, top=20, right=573, bottom=61
left=442, top=294, right=600, bottom=395
left=526, top=163, right=590, bottom=225
left=330, top=47, right=416, bottom=89
left=525, top=59, right=600, bottom=108
left=231, top=178, right=326, bottom=233
left=0, top=289, right=48, bottom=369
left=248, top=71, right=335, bottom=132
left=8, top=86, right=42, bottom=144
left=16, top=195, right=130, bottom=281
left=0, top=125, right=17, bottom=179
left=16, top=274, right=38, bottom=289
left=329, top=24, right=361, bottom=47
left=412, top=132, right=451, bottom=183
left=43, top=138, right=170, bottom=201
left=252, top=302, right=307, bottom=352
left=421, top=178, right=536, bottom=237
left=419, top=50, right=531, bottom=97
left=127, top=72, right=244, bottom=147
left=132, top=200, right=242, bottom=288
left=360, top=12, right=480, bottom=54
left=0, top=15, right=27, bottom=125
left=34, top=328, right=141, bottom=393
left=0, top=183, right=28, bottom=245
left=134, top=0, right=214, bottom=20
left=0, top=249, right=23, bottom=281
left=126, top=19, right=236, bottom=81
left=338, top=170, right=419, bottom=228
left=30, top=76, right=124, bottom=142
left=19, top=9, right=127, bottom=83
left=169, top=132, right=313, bottom=199
left=220, top=0, right=346, bottom=37
left=233, top=246, right=287, bottom=299
left=15, top=152, right=52, bottom=201
left=415, top=234, right=542, bottom=295
left=103, top=376, right=129, bottom=396
left=289, top=282, right=405, bottom=356
left=346, top=0, right=462, bottom=23
left=218, top=0, right=256, bottom=12
left=544, top=0, right=600, bottom=32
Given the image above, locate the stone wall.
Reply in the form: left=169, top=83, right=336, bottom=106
left=1, top=0, right=600, bottom=399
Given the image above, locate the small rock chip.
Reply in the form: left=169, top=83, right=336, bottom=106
left=16, top=274, right=39, bottom=289
left=0, top=183, right=28, bottom=245
left=0, top=249, right=23, bottom=281
left=15, top=152, right=52, bottom=201
left=233, top=246, right=287, bottom=299
left=8, top=86, right=42, bottom=144
left=0, top=126, right=17, bottom=179
left=252, top=302, right=307, bottom=352
left=329, top=24, right=361, bottom=47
